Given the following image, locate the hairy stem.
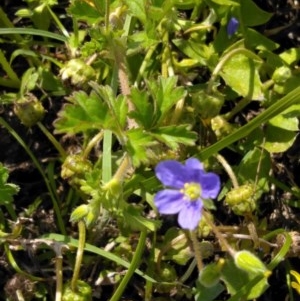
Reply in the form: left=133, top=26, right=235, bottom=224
left=71, top=220, right=86, bottom=291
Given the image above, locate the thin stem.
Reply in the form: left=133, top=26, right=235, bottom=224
left=113, top=154, right=132, bottom=182
left=189, top=230, right=203, bottom=271
left=37, top=122, right=67, bottom=159
left=202, top=210, right=235, bottom=257
left=179, top=258, right=197, bottom=283
left=110, top=229, right=147, bottom=301
left=105, top=0, right=110, bottom=32
left=216, top=153, right=239, bottom=189
left=82, top=131, right=104, bottom=159
left=71, top=220, right=86, bottom=291
left=55, top=255, right=63, bottom=301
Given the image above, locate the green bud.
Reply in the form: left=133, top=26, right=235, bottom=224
left=234, top=250, right=270, bottom=277
left=155, top=263, right=177, bottom=293
left=14, top=94, right=45, bottom=127
left=225, top=184, right=256, bottom=215
left=192, top=90, right=224, bottom=119
left=70, top=205, right=89, bottom=222
left=272, top=66, right=292, bottom=84
left=60, top=59, right=96, bottom=87
left=15, top=8, right=33, bottom=17
left=198, top=212, right=213, bottom=238
left=199, top=259, right=225, bottom=287
left=61, top=155, right=92, bottom=180
left=62, top=280, right=92, bottom=301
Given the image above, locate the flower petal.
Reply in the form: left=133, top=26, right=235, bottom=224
left=154, top=189, right=185, bottom=214
left=155, top=160, right=187, bottom=188
left=177, top=201, right=203, bottom=230
left=185, top=158, right=204, bottom=171
left=200, top=172, right=221, bottom=199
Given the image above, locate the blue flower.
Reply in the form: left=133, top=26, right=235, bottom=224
left=227, top=17, right=239, bottom=37
left=154, top=158, right=220, bottom=230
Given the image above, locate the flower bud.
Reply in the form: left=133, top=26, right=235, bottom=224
left=234, top=250, right=270, bottom=277
left=70, top=205, right=89, bottom=222
left=192, top=90, right=224, bottom=119
left=227, top=17, right=239, bottom=37
left=62, top=280, right=92, bottom=301
left=225, top=184, right=256, bottom=215
left=14, top=94, right=45, bottom=127
left=60, top=59, right=96, bottom=87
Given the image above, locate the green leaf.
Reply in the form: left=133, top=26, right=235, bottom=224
left=0, top=163, right=19, bottom=206
left=240, top=0, right=272, bottom=26
left=67, top=1, right=101, bottom=25
left=122, top=204, right=161, bottom=232
left=237, top=148, right=271, bottom=196
left=220, top=53, right=263, bottom=99
left=245, top=28, right=279, bottom=51
left=54, top=91, right=109, bottom=134
left=150, top=125, right=197, bottom=149
left=126, top=129, right=157, bottom=167
left=172, top=39, right=217, bottom=67
left=129, top=87, right=154, bottom=129
left=221, top=258, right=269, bottom=300
left=264, top=125, right=297, bottom=153
left=194, top=280, right=225, bottom=301
left=147, top=76, right=187, bottom=124
left=124, top=0, right=147, bottom=24
left=280, top=48, right=300, bottom=65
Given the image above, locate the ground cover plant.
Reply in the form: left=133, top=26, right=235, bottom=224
left=1, top=0, right=300, bottom=300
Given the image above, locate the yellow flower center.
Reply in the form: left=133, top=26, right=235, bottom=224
left=181, top=182, right=202, bottom=201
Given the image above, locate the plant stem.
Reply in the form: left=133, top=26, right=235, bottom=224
left=55, top=255, right=63, bottom=301
left=71, top=220, right=86, bottom=291
left=189, top=230, right=203, bottom=271
left=202, top=210, right=235, bottom=257
left=110, top=229, right=147, bottom=301
left=216, top=153, right=239, bottom=189
left=82, top=131, right=104, bottom=159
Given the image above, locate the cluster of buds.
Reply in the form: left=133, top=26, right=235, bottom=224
left=225, top=184, right=256, bottom=216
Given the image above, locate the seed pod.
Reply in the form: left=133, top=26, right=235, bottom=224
left=14, top=94, right=45, bottom=127
left=225, top=184, right=256, bottom=215
left=61, top=154, right=92, bottom=180
left=60, top=59, right=96, bottom=87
